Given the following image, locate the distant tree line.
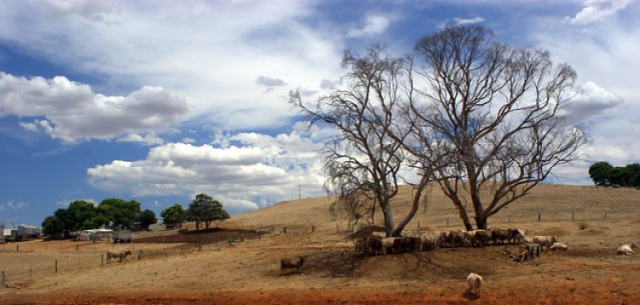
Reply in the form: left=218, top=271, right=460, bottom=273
left=42, top=193, right=230, bottom=238
left=41, top=198, right=156, bottom=237
left=589, top=162, right=640, bottom=187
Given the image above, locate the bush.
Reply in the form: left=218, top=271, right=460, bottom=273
left=578, top=222, right=588, bottom=230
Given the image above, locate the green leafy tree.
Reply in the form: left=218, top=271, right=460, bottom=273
left=161, top=204, right=187, bottom=229
left=97, top=198, right=141, bottom=229
left=138, top=209, right=157, bottom=230
left=187, top=194, right=230, bottom=230
left=589, top=162, right=613, bottom=186
left=625, top=163, right=640, bottom=187
left=42, top=215, right=65, bottom=238
left=53, top=200, right=97, bottom=231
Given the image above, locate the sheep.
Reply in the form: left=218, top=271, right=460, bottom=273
left=549, top=242, right=569, bottom=251
left=419, top=233, right=440, bottom=251
left=448, top=230, right=467, bottom=248
left=466, top=273, right=483, bottom=298
left=509, top=229, right=527, bottom=244
left=381, top=237, right=397, bottom=255
left=469, top=230, right=492, bottom=248
left=393, top=236, right=419, bottom=253
left=491, top=229, right=511, bottom=245
left=106, top=250, right=132, bottom=263
left=280, top=256, right=306, bottom=274
left=367, top=236, right=383, bottom=255
left=532, top=236, right=558, bottom=251
left=617, top=243, right=638, bottom=255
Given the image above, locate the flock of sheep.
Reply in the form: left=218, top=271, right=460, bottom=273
left=354, top=228, right=563, bottom=255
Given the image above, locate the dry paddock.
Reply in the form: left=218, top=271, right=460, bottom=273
left=1, top=221, right=640, bottom=304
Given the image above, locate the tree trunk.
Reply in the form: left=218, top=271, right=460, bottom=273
left=195, top=221, right=200, bottom=231
left=452, top=200, right=474, bottom=231
left=475, top=216, right=488, bottom=230
left=393, top=179, right=429, bottom=237
left=382, top=203, right=395, bottom=237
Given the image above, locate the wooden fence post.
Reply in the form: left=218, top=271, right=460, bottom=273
left=55, top=260, right=58, bottom=274
left=538, top=213, right=541, bottom=222
left=604, top=212, right=608, bottom=220
left=572, top=211, right=575, bottom=221
left=101, top=254, right=104, bottom=267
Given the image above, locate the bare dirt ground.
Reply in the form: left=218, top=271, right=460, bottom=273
left=1, top=184, right=640, bottom=304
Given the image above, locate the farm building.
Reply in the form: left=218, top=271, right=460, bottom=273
left=17, top=225, right=41, bottom=241
left=3, top=228, right=17, bottom=242
left=75, top=229, right=114, bottom=242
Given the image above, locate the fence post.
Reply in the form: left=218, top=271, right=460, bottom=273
left=538, top=213, right=541, bottom=222
left=55, top=260, right=58, bottom=274
left=604, top=212, right=607, bottom=220
left=1, top=271, right=7, bottom=288
left=76, top=244, right=79, bottom=251
left=446, top=219, right=449, bottom=227
left=101, top=254, right=104, bottom=267
left=311, top=225, right=315, bottom=233
left=572, top=211, right=575, bottom=221
left=16, top=245, right=19, bottom=252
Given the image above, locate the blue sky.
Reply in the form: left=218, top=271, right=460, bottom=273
left=0, top=0, right=638, bottom=227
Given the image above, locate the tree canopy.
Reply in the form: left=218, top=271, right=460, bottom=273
left=97, top=198, right=142, bottom=229
left=187, top=194, right=230, bottom=230
left=161, top=204, right=187, bottom=229
left=41, top=215, right=64, bottom=237
left=138, top=209, right=157, bottom=230
left=589, top=162, right=640, bottom=187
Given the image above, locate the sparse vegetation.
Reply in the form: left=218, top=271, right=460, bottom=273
left=578, top=222, right=589, bottom=230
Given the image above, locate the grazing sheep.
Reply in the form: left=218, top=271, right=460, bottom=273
left=367, top=236, right=383, bottom=255
left=466, top=273, right=484, bottom=298
left=381, top=237, right=396, bottom=255
left=491, top=229, right=511, bottom=245
left=280, top=256, right=306, bottom=274
left=419, top=232, right=444, bottom=251
left=532, top=236, right=558, bottom=251
left=393, top=236, right=418, bottom=253
left=469, top=230, right=492, bottom=248
left=549, top=242, right=569, bottom=251
left=106, top=250, right=132, bottom=263
left=448, top=230, right=467, bottom=248
left=617, top=243, right=638, bottom=255
left=510, top=229, right=527, bottom=244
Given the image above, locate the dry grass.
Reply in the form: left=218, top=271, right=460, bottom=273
left=1, top=183, right=640, bottom=304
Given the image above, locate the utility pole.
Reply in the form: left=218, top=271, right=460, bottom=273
left=298, top=185, right=301, bottom=200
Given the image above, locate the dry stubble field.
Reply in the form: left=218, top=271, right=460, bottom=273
left=1, top=184, right=640, bottom=304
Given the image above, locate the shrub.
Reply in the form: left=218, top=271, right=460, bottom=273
left=578, top=222, right=588, bottom=230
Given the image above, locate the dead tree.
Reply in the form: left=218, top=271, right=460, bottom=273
left=291, top=46, right=430, bottom=237
left=402, top=25, right=584, bottom=230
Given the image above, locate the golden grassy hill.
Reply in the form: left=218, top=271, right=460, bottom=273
left=226, top=183, right=640, bottom=236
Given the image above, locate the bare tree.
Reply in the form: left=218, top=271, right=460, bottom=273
left=291, top=46, right=430, bottom=237
left=401, top=25, right=584, bottom=230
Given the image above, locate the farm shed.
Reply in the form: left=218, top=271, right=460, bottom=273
left=76, top=229, right=114, bottom=242
left=18, top=225, right=41, bottom=241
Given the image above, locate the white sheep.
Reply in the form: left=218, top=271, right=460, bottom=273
left=532, top=236, right=558, bottom=251
left=549, top=242, right=569, bottom=251
left=381, top=237, right=397, bottom=255
left=617, top=243, right=637, bottom=255
left=466, top=273, right=483, bottom=298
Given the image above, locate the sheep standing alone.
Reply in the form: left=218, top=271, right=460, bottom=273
left=280, top=256, right=306, bottom=274
left=617, top=243, right=637, bottom=255
left=466, top=273, right=483, bottom=298
left=106, top=250, right=132, bottom=263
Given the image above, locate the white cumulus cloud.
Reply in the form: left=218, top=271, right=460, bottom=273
left=0, top=73, right=189, bottom=143
left=567, top=0, right=630, bottom=24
